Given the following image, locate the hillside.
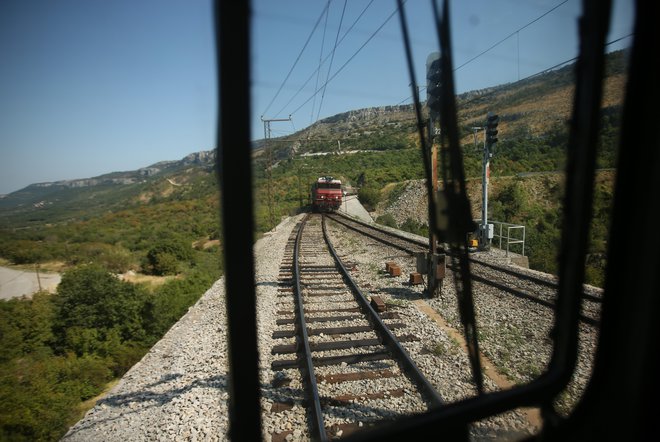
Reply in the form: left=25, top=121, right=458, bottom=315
left=251, top=50, right=626, bottom=284
left=0, top=151, right=216, bottom=226
left=375, top=169, right=614, bottom=286
left=0, top=50, right=626, bottom=279
left=254, top=50, right=626, bottom=165
left=0, top=49, right=626, bottom=441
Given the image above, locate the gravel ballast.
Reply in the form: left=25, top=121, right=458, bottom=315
left=62, top=215, right=301, bottom=441
left=62, top=212, right=598, bottom=441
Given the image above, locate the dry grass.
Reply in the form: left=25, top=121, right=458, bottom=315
left=119, top=272, right=176, bottom=289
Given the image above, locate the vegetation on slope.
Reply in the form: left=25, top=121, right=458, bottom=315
left=0, top=50, right=625, bottom=440
left=252, top=50, right=625, bottom=286
left=0, top=169, right=222, bottom=440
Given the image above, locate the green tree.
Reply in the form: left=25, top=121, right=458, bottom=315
left=144, top=270, right=213, bottom=337
left=0, top=353, right=112, bottom=441
left=0, top=292, right=55, bottom=362
left=145, top=238, right=193, bottom=275
left=399, top=218, right=429, bottom=238
left=54, top=264, right=149, bottom=350
left=497, top=180, right=526, bottom=221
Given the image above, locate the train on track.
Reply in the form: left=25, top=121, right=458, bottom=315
left=310, top=176, right=343, bottom=212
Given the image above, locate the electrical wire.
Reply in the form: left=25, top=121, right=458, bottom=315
left=273, top=0, right=376, bottom=118
left=453, top=0, right=570, bottom=73
left=310, top=1, right=332, bottom=125
left=395, top=32, right=633, bottom=108
left=261, top=1, right=332, bottom=118
left=393, top=0, right=571, bottom=106
left=289, top=2, right=404, bottom=117
left=315, top=0, right=348, bottom=123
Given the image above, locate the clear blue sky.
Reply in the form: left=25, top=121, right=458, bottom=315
left=0, top=0, right=634, bottom=195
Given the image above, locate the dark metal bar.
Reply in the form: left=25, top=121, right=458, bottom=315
left=395, top=0, right=437, bottom=239
left=542, top=0, right=612, bottom=416
left=343, top=1, right=614, bottom=436
left=431, top=0, right=485, bottom=396
left=214, top=1, right=261, bottom=440
left=292, top=216, right=328, bottom=442
left=557, top=0, right=659, bottom=438
left=321, top=215, right=445, bottom=409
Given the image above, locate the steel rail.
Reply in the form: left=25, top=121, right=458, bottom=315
left=327, top=212, right=600, bottom=324
left=329, top=212, right=578, bottom=294
left=292, top=216, right=328, bottom=442
left=321, top=215, right=445, bottom=408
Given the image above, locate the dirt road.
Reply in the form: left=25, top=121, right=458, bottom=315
left=0, top=266, right=61, bottom=300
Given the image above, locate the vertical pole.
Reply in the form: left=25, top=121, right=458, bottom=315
left=35, top=264, right=42, bottom=291
left=428, top=119, right=436, bottom=252
left=261, top=116, right=292, bottom=227
left=215, top=0, right=262, bottom=439
left=428, top=119, right=440, bottom=297
left=480, top=126, right=490, bottom=250
left=265, top=121, right=274, bottom=227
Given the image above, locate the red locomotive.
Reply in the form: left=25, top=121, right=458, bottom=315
left=311, top=176, right=343, bottom=212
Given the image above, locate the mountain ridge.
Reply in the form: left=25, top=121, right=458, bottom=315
left=1, top=49, right=627, bottom=224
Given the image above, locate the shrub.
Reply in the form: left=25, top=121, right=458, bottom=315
left=399, top=218, right=429, bottom=238
left=358, top=186, right=381, bottom=211
left=0, top=292, right=55, bottom=362
left=145, top=239, right=193, bottom=275
left=376, top=213, right=397, bottom=228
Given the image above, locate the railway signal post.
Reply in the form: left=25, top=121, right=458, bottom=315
left=478, top=112, right=499, bottom=250
left=424, top=52, right=445, bottom=297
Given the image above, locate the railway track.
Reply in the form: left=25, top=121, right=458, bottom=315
left=269, top=214, right=443, bottom=441
left=326, top=212, right=602, bottom=326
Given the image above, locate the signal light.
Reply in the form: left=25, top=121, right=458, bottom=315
left=486, top=112, right=499, bottom=146
left=426, top=52, right=441, bottom=120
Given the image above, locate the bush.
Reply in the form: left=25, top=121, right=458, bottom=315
left=1, top=240, right=51, bottom=264
left=497, top=181, right=526, bottom=220
left=376, top=213, right=397, bottom=228
left=399, top=218, right=429, bottom=238
left=69, top=243, right=135, bottom=273
left=143, top=270, right=214, bottom=337
left=145, top=239, right=193, bottom=275
left=54, top=264, right=150, bottom=348
left=358, top=186, right=381, bottom=211
left=0, top=356, right=78, bottom=441
left=148, top=251, right=179, bottom=276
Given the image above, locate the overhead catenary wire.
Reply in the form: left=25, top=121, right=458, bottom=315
left=395, top=32, right=633, bottom=107
left=268, top=1, right=631, bottom=142
left=315, top=0, right=348, bottom=123
left=288, top=1, right=405, bottom=117
left=394, top=0, right=572, bottom=106
left=261, top=1, right=332, bottom=118
left=310, top=1, right=332, bottom=125
left=453, top=0, right=570, bottom=73
left=456, top=32, right=635, bottom=110
left=273, top=0, right=376, bottom=118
